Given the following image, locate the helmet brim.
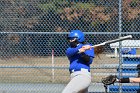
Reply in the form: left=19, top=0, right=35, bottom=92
left=67, top=37, right=77, bottom=40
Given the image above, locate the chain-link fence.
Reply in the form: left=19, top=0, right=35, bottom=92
left=0, top=0, right=140, bottom=93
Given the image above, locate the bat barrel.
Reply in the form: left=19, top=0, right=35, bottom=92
left=120, top=35, right=132, bottom=39
left=106, top=35, right=132, bottom=44
left=92, top=35, right=132, bottom=48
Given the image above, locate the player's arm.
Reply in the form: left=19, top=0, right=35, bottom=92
left=80, top=53, right=91, bottom=63
left=81, top=45, right=104, bottom=58
left=66, top=48, right=79, bottom=57
left=119, top=77, right=140, bottom=83
left=66, top=45, right=82, bottom=57
left=129, top=77, right=140, bottom=83
left=102, top=75, right=140, bottom=85
left=79, top=45, right=94, bottom=63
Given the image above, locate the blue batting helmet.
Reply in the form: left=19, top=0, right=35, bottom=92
left=68, top=30, right=85, bottom=42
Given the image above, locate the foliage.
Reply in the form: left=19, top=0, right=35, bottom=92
left=73, top=2, right=95, bottom=10
left=0, top=0, right=139, bottom=32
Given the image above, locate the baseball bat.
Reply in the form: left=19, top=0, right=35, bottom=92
left=92, top=35, right=132, bottom=48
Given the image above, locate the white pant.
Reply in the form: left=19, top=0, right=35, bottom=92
left=62, top=70, right=91, bottom=93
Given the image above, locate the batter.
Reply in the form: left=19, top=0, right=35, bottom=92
left=62, top=30, right=94, bottom=93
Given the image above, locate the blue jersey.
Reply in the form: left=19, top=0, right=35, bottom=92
left=66, top=43, right=94, bottom=72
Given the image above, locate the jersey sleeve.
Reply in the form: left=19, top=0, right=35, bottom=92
left=66, top=44, right=83, bottom=58
left=83, top=44, right=94, bottom=64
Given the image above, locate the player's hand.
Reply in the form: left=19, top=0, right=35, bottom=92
left=82, top=45, right=92, bottom=50
left=78, top=45, right=91, bottom=53
left=78, top=48, right=86, bottom=53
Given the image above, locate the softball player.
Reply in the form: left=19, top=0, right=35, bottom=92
left=62, top=30, right=94, bottom=93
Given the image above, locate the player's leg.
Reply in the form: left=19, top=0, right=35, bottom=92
left=62, top=72, right=91, bottom=93
left=78, top=87, right=88, bottom=93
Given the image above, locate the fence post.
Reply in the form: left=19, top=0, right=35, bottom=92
left=52, top=49, right=54, bottom=83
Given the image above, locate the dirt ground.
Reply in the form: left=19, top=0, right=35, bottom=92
left=0, top=54, right=120, bottom=83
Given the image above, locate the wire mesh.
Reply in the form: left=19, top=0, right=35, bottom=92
left=0, top=0, right=140, bottom=93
